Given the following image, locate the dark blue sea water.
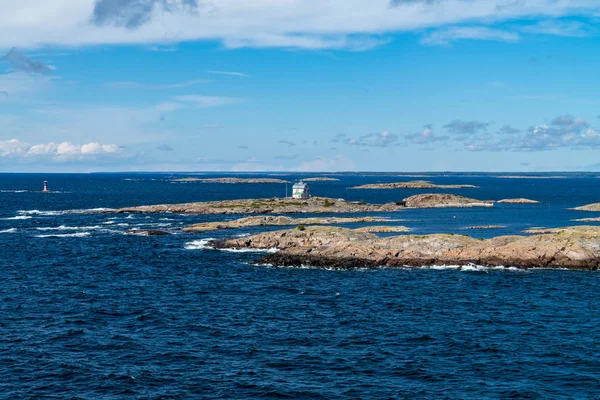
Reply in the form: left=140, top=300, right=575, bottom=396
left=2, top=172, right=600, bottom=399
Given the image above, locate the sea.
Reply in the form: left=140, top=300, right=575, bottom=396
left=1, top=172, right=600, bottom=399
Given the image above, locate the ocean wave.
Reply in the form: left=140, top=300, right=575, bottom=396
left=184, top=239, right=278, bottom=253
left=34, top=232, right=91, bottom=238
left=419, top=264, right=520, bottom=272
left=184, top=239, right=215, bottom=250
left=219, top=247, right=279, bottom=254
left=2, top=215, right=32, bottom=220
left=36, top=225, right=104, bottom=231
left=0, top=228, right=17, bottom=233
left=18, top=208, right=114, bottom=216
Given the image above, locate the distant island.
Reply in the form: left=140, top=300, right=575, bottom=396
left=351, top=180, right=477, bottom=189
left=172, top=177, right=290, bottom=184
left=497, top=198, right=540, bottom=204
left=301, top=177, right=340, bottom=182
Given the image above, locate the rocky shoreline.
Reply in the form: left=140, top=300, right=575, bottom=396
left=183, top=216, right=401, bottom=232
left=212, top=225, right=600, bottom=270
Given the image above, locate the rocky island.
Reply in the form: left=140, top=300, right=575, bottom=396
left=183, top=216, right=401, bottom=232
left=401, top=194, right=494, bottom=208
left=302, top=177, right=340, bottom=182
left=351, top=180, right=477, bottom=189
left=116, top=197, right=405, bottom=215
left=573, top=203, right=600, bottom=212
left=172, top=177, right=290, bottom=184
left=497, top=198, right=540, bottom=204
left=115, top=194, right=494, bottom=215
left=212, top=225, right=600, bottom=270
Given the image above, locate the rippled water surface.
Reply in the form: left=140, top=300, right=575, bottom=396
left=2, top=173, right=600, bottom=399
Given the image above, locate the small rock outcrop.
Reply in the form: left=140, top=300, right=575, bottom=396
left=401, top=194, right=494, bottom=208
left=351, top=180, right=477, bottom=189
left=497, top=198, right=540, bottom=204
left=213, top=225, right=600, bottom=270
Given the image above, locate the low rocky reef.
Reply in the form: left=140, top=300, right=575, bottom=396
left=351, top=180, right=477, bottom=189
left=212, top=225, right=600, bottom=270
left=116, top=194, right=494, bottom=215
left=183, top=216, right=401, bottom=232
left=573, top=203, right=600, bottom=212
left=302, top=177, right=340, bottom=182
left=497, top=198, right=540, bottom=204
left=574, top=217, right=600, bottom=222
left=462, top=225, right=505, bottom=230
left=172, top=177, right=290, bottom=184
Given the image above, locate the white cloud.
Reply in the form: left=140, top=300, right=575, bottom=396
left=335, top=131, right=399, bottom=147
left=421, top=26, right=520, bottom=46
left=0, top=138, right=122, bottom=160
left=173, top=95, right=243, bottom=108
left=520, top=20, right=594, bottom=37
left=1, top=1, right=599, bottom=50
left=107, top=79, right=210, bottom=89
left=207, top=70, right=248, bottom=77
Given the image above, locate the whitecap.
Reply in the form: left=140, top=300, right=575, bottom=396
left=34, top=232, right=91, bottom=238
left=0, top=228, right=17, bottom=233
left=184, top=239, right=215, bottom=250
left=18, top=208, right=114, bottom=216
left=36, top=225, right=104, bottom=231
left=218, top=247, right=279, bottom=254
left=2, top=215, right=32, bottom=220
left=0, top=190, right=28, bottom=193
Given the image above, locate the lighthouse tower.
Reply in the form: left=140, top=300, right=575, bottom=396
left=42, top=181, right=49, bottom=192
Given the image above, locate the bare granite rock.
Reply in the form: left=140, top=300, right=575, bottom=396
left=213, top=225, right=600, bottom=270
left=351, top=180, right=477, bottom=189
left=183, top=216, right=400, bottom=232
left=353, top=226, right=411, bottom=233
left=497, top=198, right=540, bottom=204
left=401, top=194, right=494, bottom=208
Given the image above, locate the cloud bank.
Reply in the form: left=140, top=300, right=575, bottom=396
left=1, top=1, right=599, bottom=49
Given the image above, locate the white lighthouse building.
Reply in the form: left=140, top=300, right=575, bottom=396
left=292, top=181, right=310, bottom=199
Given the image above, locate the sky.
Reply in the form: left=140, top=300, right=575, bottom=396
left=2, top=0, right=600, bottom=172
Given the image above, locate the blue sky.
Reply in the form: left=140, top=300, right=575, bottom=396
left=2, top=0, right=600, bottom=172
